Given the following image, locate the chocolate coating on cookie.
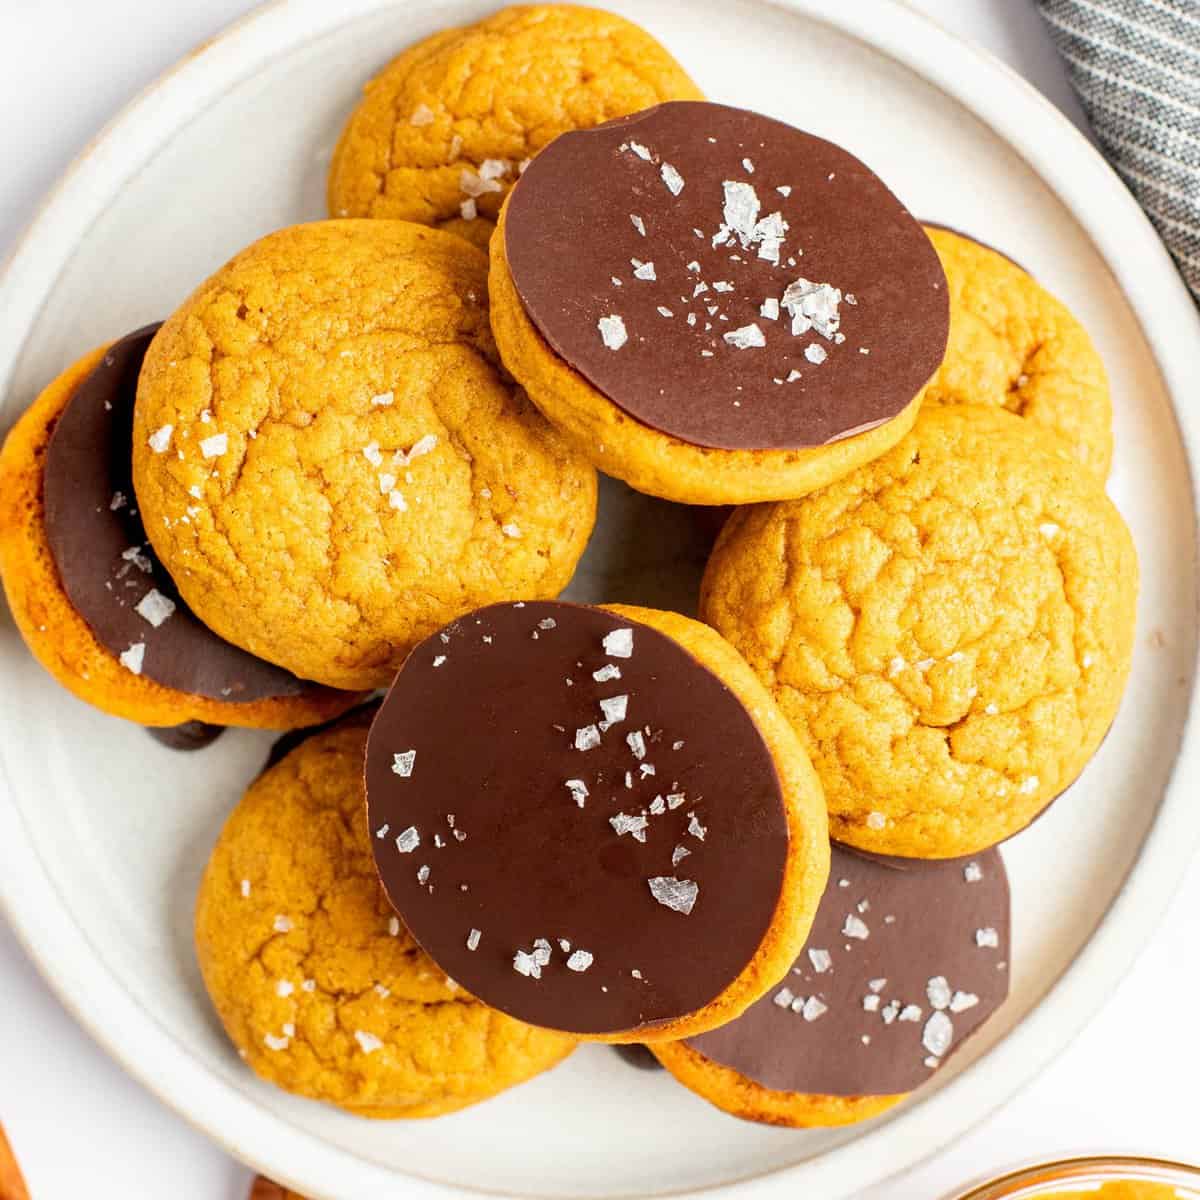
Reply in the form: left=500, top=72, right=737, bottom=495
left=505, top=101, right=948, bottom=450
left=684, top=845, right=1009, bottom=1096
left=366, top=601, right=789, bottom=1036
left=43, top=326, right=324, bottom=703
left=145, top=721, right=225, bottom=751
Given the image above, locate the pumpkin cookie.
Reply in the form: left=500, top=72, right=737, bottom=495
left=490, top=101, right=948, bottom=504
left=195, top=710, right=576, bottom=1118
left=0, top=327, right=359, bottom=735
left=701, top=405, right=1137, bottom=858
left=131, top=221, right=597, bottom=691
left=923, top=224, right=1113, bottom=479
left=0, top=1122, right=30, bottom=1200
left=365, top=601, right=830, bottom=1043
left=653, top=844, right=1010, bottom=1126
left=327, top=4, right=703, bottom=243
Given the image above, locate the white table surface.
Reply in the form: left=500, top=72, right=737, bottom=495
left=1, top=2, right=1196, bottom=1197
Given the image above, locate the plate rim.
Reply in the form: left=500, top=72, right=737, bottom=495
left=1, top=1, right=1199, bottom=1198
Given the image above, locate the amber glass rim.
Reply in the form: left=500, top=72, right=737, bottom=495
left=951, top=1155, right=1200, bottom=1199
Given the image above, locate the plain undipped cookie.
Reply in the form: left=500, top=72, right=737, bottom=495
left=327, top=4, right=703, bottom=242
left=701, top=405, right=1137, bottom=858
left=195, top=712, right=576, bottom=1117
left=131, top=220, right=597, bottom=691
left=923, top=225, right=1113, bottom=480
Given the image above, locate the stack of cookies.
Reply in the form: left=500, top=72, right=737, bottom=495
left=0, top=4, right=1137, bottom=1132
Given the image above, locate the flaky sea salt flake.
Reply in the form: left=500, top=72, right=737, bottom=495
left=976, top=927, right=1000, bottom=949
left=802, top=996, right=827, bottom=1021
left=200, top=433, right=228, bottom=459
left=598, top=314, right=628, bottom=350
left=647, top=876, right=699, bottom=915
left=843, top=914, right=869, bottom=940
left=927, top=976, right=952, bottom=1010
left=392, top=750, right=416, bottom=777
left=395, top=826, right=420, bottom=854
left=119, top=642, right=146, bottom=675
left=603, top=627, right=634, bottom=658
left=575, top=725, right=601, bottom=752
left=610, top=812, right=649, bottom=842
left=566, top=950, right=594, bottom=972
left=964, top=862, right=984, bottom=883
left=566, top=779, right=589, bottom=807
left=135, top=589, right=176, bottom=628
left=724, top=323, right=766, bottom=350
left=923, top=1011, right=954, bottom=1057
left=808, top=948, right=833, bottom=974
left=148, top=425, right=173, bottom=453
left=661, top=162, right=685, bottom=195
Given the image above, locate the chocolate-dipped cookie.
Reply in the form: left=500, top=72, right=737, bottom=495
left=653, top=844, right=1011, bottom=1126
left=490, top=100, right=948, bottom=504
left=0, top=329, right=361, bottom=734
left=365, top=601, right=830, bottom=1042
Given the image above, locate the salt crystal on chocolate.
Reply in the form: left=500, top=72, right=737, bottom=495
left=603, top=627, right=634, bottom=657
left=723, top=323, right=766, bottom=350
left=648, top=876, right=699, bottom=915
left=922, top=1011, right=954, bottom=1057
left=135, top=589, right=175, bottom=628
left=598, top=315, right=628, bottom=350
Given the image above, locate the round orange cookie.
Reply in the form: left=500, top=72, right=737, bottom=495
left=701, top=405, right=1137, bottom=858
left=923, top=224, right=1113, bottom=479
left=131, top=220, right=597, bottom=691
left=327, top=4, right=703, bottom=242
left=365, top=602, right=830, bottom=1043
left=195, top=711, right=576, bottom=1118
left=0, top=334, right=358, bottom=732
left=489, top=101, right=949, bottom=505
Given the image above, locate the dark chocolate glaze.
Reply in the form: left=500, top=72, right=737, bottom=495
left=506, top=101, right=948, bottom=451
left=684, top=845, right=1010, bottom=1097
left=145, top=721, right=225, bottom=751
left=42, top=326, right=328, bottom=704
left=611, top=1043, right=664, bottom=1071
left=365, top=601, right=789, bottom=1035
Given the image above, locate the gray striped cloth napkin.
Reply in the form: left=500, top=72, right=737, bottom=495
left=1038, top=0, right=1200, bottom=302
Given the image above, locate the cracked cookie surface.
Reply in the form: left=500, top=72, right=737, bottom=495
left=923, top=225, right=1113, bottom=480
left=701, top=406, right=1137, bottom=858
left=327, top=4, right=702, bottom=241
left=132, top=220, right=597, bottom=691
left=195, top=716, right=576, bottom=1117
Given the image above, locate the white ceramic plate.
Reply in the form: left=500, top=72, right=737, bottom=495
left=1, top=2, right=1198, bottom=1197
